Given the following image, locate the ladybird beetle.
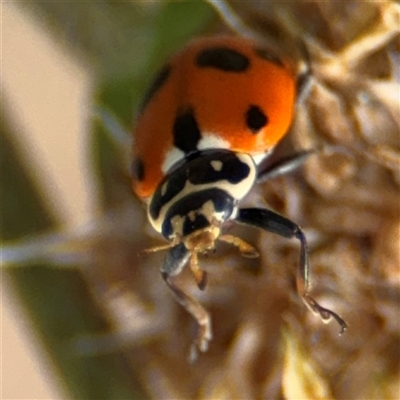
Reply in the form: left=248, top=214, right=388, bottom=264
left=131, top=36, right=347, bottom=360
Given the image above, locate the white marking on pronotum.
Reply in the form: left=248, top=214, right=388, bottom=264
left=149, top=153, right=257, bottom=233
left=210, top=160, right=223, bottom=171
left=161, top=182, right=168, bottom=196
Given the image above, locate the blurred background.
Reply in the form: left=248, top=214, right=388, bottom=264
left=2, top=1, right=399, bottom=399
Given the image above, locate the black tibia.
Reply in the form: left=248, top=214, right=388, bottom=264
left=161, top=243, right=190, bottom=276
left=161, top=244, right=212, bottom=361
left=236, top=208, right=348, bottom=333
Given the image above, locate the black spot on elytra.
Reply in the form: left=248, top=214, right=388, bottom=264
left=138, top=64, right=171, bottom=115
left=196, top=47, right=250, bottom=72
left=254, top=48, right=284, bottom=67
left=173, top=108, right=201, bottom=154
left=131, top=158, right=145, bottom=181
left=245, top=105, right=268, bottom=133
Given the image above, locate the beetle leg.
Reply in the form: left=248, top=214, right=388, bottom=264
left=161, top=243, right=212, bottom=361
left=140, top=243, right=174, bottom=255
left=189, top=252, right=208, bottom=290
left=257, top=149, right=315, bottom=183
left=140, top=236, right=181, bottom=256
left=219, top=234, right=259, bottom=258
left=162, top=274, right=212, bottom=362
left=236, top=208, right=348, bottom=334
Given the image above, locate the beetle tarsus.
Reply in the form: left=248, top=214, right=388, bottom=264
left=302, top=293, right=348, bottom=334
left=162, top=255, right=213, bottom=361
